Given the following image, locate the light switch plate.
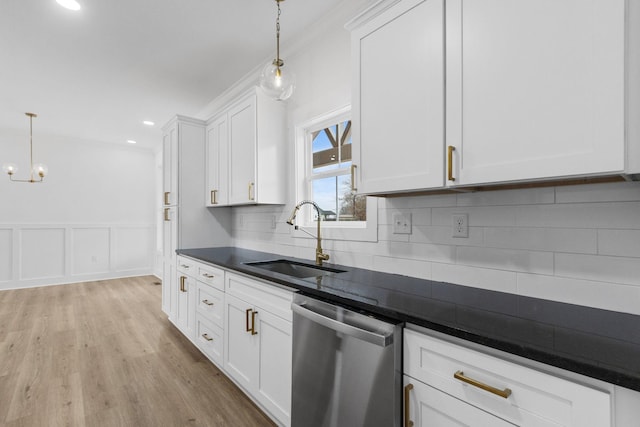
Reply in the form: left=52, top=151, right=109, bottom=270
left=392, top=213, right=412, bottom=234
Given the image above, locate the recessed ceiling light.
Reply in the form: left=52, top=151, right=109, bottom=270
left=56, top=0, right=81, bottom=11
left=143, top=120, right=155, bottom=126
left=127, top=140, right=137, bottom=144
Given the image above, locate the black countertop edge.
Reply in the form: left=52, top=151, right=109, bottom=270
left=176, top=247, right=640, bottom=393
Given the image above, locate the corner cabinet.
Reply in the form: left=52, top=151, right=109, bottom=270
left=404, top=327, right=612, bottom=427
left=349, top=0, right=445, bottom=194
left=347, top=0, right=640, bottom=194
left=205, top=87, right=287, bottom=207
left=161, top=116, right=231, bottom=321
left=224, top=272, right=293, bottom=427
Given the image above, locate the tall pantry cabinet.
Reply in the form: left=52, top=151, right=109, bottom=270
left=161, top=116, right=231, bottom=323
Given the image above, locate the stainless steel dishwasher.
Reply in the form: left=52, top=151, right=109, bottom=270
left=291, top=294, right=402, bottom=427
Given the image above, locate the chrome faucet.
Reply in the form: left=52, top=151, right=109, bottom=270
left=286, top=200, right=330, bottom=266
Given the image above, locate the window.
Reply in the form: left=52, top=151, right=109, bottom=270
left=294, top=106, right=377, bottom=242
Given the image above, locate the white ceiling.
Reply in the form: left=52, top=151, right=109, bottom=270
left=0, top=0, right=346, bottom=150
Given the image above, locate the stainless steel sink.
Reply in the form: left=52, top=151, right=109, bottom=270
left=244, top=259, right=346, bottom=279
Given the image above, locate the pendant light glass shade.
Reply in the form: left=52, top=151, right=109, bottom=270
left=259, top=0, right=295, bottom=101
left=260, top=60, right=295, bottom=101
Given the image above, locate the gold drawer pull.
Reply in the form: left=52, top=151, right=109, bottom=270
left=202, top=273, right=214, bottom=279
left=350, top=164, right=357, bottom=192
left=250, top=310, right=258, bottom=335
left=404, top=383, right=414, bottom=427
left=202, top=300, right=214, bottom=306
left=164, top=191, right=170, bottom=205
left=202, top=334, right=213, bottom=342
left=163, top=208, right=170, bottom=221
left=210, top=189, right=218, bottom=205
left=179, top=276, right=186, bottom=292
left=454, top=371, right=512, bottom=399
left=447, top=146, right=456, bottom=182
left=245, top=308, right=252, bottom=332
left=180, top=264, right=190, bottom=269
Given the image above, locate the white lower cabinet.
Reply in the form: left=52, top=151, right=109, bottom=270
left=404, top=328, right=612, bottom=427
left=224, top=273, right=293, bottom=427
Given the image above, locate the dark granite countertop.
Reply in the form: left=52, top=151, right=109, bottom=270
left=177, top=246, right=640, bottom=392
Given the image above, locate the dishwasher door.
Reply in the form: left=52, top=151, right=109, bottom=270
left=291, top=294, right=402, bottom=427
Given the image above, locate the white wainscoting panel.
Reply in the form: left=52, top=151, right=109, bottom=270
left=0, top=224, right=155, bottom=290
left=0, top=228, right=12, bottom=282
left=72, top=227, right=111, bottom=275
left=21, top=228, right=66, bottom=280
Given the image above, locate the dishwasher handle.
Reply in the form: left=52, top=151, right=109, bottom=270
left=292, top=301, right=394, bottom=347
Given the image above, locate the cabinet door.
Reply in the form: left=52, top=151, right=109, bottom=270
left=404, top=376, right=516, bottom=427
left=352, top=0, right=444, bottom=194
left=255, top=309, right=292, bottom=426
left=176, top=273, right=196, bottom=339
left=162, top=124, right=178, bottom=206
left=205, top=115, right=228, bottom=207
left=228, top=95, right=257, bottom=205
left=446, top=0, right=625, bottom=186
left=224, top=293, right=258, bottom=390
left=162, top=206, right=177, bottom=319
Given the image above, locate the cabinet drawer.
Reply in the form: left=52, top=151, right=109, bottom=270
left=196, top=282, right=224, bottom=327
left=226, top=273, right=294, bottom=322
left=197, top=264, right=225, bottom=292
left=176, top=256, right=198, bottom=276
left=195, top=314, right=224, bottom=367
left=404, top=329, right=611, bottom=426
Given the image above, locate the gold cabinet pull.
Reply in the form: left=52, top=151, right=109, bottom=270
left=202, top=333, right=213, bottom=342
left=180, top=264, right=189, bottom=269
left=179, top=276, right=186, bottom=292
left=245, top=308, right=252, bottom=332
left=164, top=191, right=170, bottom=205
left=350, top=164, right=357, bottom=192
left=404, top=383, right=414, bottom=427
left=248, top=182, right=255, bottom=201
left=250, top=310, right=258, bottom=335
left=454, top=371, right=512, bottom=399
left=202, top=299, right=214, bottom=306
left=447, top=146, right=456, bottom=182
left=210, top=190, right=218, bottom=205
left=202, top=273, right=214, bottom=279
left=164, top=208, right=170, bottom=221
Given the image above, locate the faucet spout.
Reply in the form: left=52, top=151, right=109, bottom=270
left=286, top=200, right=330, bottom=266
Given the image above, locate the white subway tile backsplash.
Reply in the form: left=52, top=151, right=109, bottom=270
left=371, top=255, right=432, bottom=280
left=432, top=263, right=518, bottom=294
left=230, top=181, right=640, bottom=315
left=598, top=229, right=640, bottom=257
left=555, top=181, right=640, bottom=203
left=432, top=206, right=517, bottom=227
left=517, top=273, right=640, bottom=315
left=457, top=246, right=554, bottom=275
left=457, top=187, right=555, bottom=206
left=484, top=227, right=597, bottom=254
left=515, top=202, right=640, bottom=229
left=555, top=253, right=640, bottom=286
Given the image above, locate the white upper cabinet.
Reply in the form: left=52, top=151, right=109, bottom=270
left=349, top=0, right=445, bottom=194
left=205, top=114, right=229, bottom=207
left=206, top=87, right=287, bottom=206
left=349, top=0, right=638, bottom=194
left=446, top=0, right=626, bottom=186
left=162, top=124, right=179, bottom=206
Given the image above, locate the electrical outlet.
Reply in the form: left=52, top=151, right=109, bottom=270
left=239, top=214, right=244, bottom=228
left=392, top=213, right=412, bottom=234
left=452, top=213, right=468, bottom=238
left=270, top=215, right=276, bottom=229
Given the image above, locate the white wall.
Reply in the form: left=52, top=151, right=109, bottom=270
left=0, top=129, right=156, bottom=289
left=223, top=1, right=640, bottom=316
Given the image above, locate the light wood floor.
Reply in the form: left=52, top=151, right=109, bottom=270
left=0, top=276, right=275, bottom=427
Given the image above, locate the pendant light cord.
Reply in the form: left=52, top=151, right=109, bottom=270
left=276, top=0, right=281, bottom=64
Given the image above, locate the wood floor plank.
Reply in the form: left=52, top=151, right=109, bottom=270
left=0, top=276, right=275, bottom=427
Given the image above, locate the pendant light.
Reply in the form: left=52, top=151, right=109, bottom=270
left=259, top=0, right=295, bottom=101
left=2, top=113, right=48, bottom=183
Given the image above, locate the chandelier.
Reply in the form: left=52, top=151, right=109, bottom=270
left=2, top=113, right=48, bottom=183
